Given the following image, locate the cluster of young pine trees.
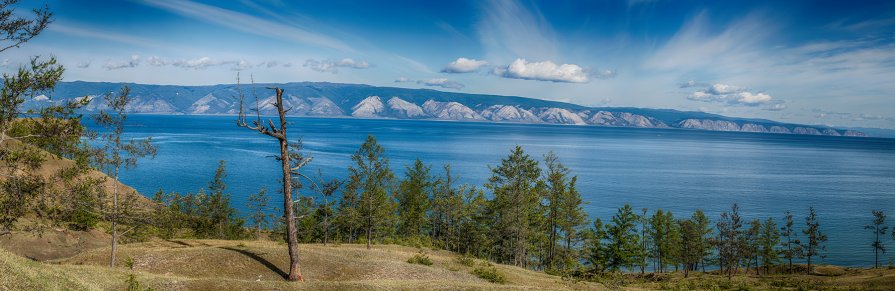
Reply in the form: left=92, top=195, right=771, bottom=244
left=233, top=135, right=892, bottom=278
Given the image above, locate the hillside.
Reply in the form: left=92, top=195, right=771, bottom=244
left=3, top=238, right=895, bottom=290
left=1, top=239, right=600, bottom=290
left=28, top=81, right=870, bottom=137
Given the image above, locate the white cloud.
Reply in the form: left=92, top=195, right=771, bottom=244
left=76, top=61, right=90, bottom=69
left=232, top=59, right=252, bottom=71
left=172, top=57, right=222, bottom=70
left=303, top=58, right=370, bottom=73
left=493, top=58, right=589, bottom=83
left=147, top=56, right=167, bottom=66
left=103, top=55, right=141, bottom=70
left=441, top=57, right=488, bottom=73
left=395, top=77, right=464, bottom=90
left=685, top=82, right=783, bottom=110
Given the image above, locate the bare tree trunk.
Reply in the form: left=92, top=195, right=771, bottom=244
left=237, top=84, right=304, bottom=282
left=272, top=89, right=303, bottom=282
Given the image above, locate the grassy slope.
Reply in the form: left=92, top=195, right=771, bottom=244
left=1, top=239, right=601, bottom=290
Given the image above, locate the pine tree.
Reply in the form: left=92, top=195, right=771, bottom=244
left=396, top=158, right=431, bottom=238
left=0, top=1, right=80, bottom=234
left=606, top=204, right=641, bottom=271
left=865, top=210, right=887, bottom=268
left=691, top=210, right=712, bottom=272
left=347, top=135, right=395, bottom=249
left=780, top=211, right=801, bottom=274
left=649, top=210, right=680, bottom=273
left=93, top=86, right=157, bottom=267
left=316, top=174, right=341, bottom=246
left=678, top=219, right=700, bottom=278
left=485, top=145, right=542, bottom=268
left=542, top=151, right=586, bottom=271
left=455, top=184, right=490, bottom=257
left=205, top=160, right=244, bottom=239
left=716, top=203, right=743, bottom=280
left=558, top=176, right=587, bottom=271
left=802, top=207, right=827, bottom=274
left=758, top=217, right=780, bottom=275
left=744, top=219, right=762, bottom=275
left=583, top=218, right=609, bottom=275
left=247, top=188, right=270, bottom=240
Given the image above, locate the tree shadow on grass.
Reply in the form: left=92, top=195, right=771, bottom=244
left=219, top=247, right=287, bottom=279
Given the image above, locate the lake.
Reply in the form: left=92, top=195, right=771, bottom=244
left=86, top=114, right=895, bottom=267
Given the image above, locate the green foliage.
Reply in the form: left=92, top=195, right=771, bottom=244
left=346, top=135, right=396, bottom=247
left=486, top=145, right=543, bottom=267
left=866, top=210, right=887, bottom=268
left=0, top=2, right=72, bottom=231
left=247, top=187, right=271, bottom=240
left=396, top=159, right=431, bottom=237
left=606, top=204, right=642, bottom=271
left=472, top=263, right=506, bottom=284
left=758, top=217, right=780, bottom=273
left=648, top=209, right=680, bottom=273
left=455, top=255, right=476, bottom=267
left=780, top=210, right=802, bottom=274
left=802, top=207, right=827, bottom=274
left=542, top=151, right=588, bottom=271
left=407, top=251, right=433, bottom=266
left=584, top=218, right=609, bottom=274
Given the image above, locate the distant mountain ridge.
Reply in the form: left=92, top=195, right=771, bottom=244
left=30, top=81, right=868, bottom=137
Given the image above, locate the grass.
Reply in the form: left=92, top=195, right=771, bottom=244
left=0, top=239, right=601, bottom=290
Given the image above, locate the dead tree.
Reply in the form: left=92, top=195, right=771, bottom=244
left=236, top=74, right=309, bottom=282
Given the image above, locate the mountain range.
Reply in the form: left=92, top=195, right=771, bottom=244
left=28, top=81, right=868, bottom=137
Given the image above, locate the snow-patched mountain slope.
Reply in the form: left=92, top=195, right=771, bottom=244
left=188, top=94, right=232, bottom=114
left=678, top=119, right=741, bottom=131
left=422, top=100, right=483, bottom=121
left=308, top=97, right=344, bottom=116
left=387, top=97, right=426, bottom=118
left=352, top=96, right=386, bottom=118
left=538, top=108, right=586, bottom=125
left=256, top=94, right=310, bottom=116
left=586, top=111, right=667, bottom=128
left=480, top=105, right=540, bottom=123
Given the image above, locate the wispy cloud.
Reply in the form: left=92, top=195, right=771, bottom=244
left=303, top=58, right=370, bottom=73
left=477, top=0, right=557, bottom=61
left=103, top=55, right=141, bottom=70
left=814, top=109, right=895, bottom=123
left=139, top=0, right=353, bottom=51
left=49, top=21, right=173, bottom=51
left=395, top=77, right=464, bottom=90
left=441, top=57, right=488, bottom=73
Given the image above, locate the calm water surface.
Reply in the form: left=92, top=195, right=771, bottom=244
left=85, top=114, right=895, bottom=267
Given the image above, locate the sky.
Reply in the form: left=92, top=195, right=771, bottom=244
left=6, top=0, right=895, bottom=129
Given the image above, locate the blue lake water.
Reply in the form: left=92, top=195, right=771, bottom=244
left=86, top=114, right=895, bottom=267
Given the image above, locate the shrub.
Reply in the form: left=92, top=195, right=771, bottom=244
left=455, top=256, right=476, bottom=267
left=407, top=252, right=433, bottom=266
left=473, top=264, right=506, bottom=284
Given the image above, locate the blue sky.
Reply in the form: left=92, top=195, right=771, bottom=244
left=7, top=0, right=895, bottom=128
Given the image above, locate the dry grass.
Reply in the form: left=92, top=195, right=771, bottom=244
left=0, top=239, right=597, bottom=290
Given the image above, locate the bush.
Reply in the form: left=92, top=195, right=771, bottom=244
left=407, top=252, right=433, bottom=266
left=455, top=256, right=476, bottom=267
left=473, top=263, right=506, bottom=284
